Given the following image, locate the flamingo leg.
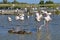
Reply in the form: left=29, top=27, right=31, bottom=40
left=45, top=21, right=51, bottom=40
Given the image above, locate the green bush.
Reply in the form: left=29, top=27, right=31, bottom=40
left=55, top=10, right=60, bottom=15
left=45, top=1, right=54, bottom=4
left=39, top=1, right=44, bottom=4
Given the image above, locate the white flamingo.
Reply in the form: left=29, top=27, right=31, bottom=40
left=44, top=15, right=52, bottom=22
left=24, top=8, right=27, bottom=12
left=19, top=14, right=24, bottom=21
left=36, top=12, right=43, bottom=22
left=43, top=11, right=52, bottom=23
left=42, top=10, right=52, bottom=16
left=39, top=15, right=52, bottom=31
left=14, top=8, right=18, bottom=12
left=19, top=16, right=24, bottom=21
left=27, top=15, right=29, bottom=19
left=27, top=12, right=30, bottom=19
left=39, top=11, right=52, bottom=31
left=15, top=16, right=20, bottom=20
left=32, top=8, right=35, bottom=11
left=15, top=14, right=24, bottom=21
left=47, top=12, right=52, bottom=15
left=34, top=7, right=37, bottom=10
left=38, top=10, right=52, bottom=40
left=21, top=13, right=24, bottom=17
left=8, top=17, right=12, bottom=22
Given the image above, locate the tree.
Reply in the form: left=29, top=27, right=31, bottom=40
left=14, top=0, right=16, bottom=3
left=39, top=0, right=44, bottom=4
left=12, top=0, right=20, bottom=4
left=45, top=0, right=54, bottom=4
left=3, top=0, right=7, bottom=3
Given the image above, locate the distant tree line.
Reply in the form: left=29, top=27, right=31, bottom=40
left=0, top=0, right=55, bottom=9
left=0, top=0, right=54, bottom=4
left=39, top=0, right=54, bottom=4
left=0, top=0, right=27, bottom=4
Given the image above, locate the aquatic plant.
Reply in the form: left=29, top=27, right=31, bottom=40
left=55, top=10, right=60, bottom=15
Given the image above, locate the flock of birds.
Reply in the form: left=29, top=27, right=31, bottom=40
left=8, top=14, right=25, bottom=21
left=7, top=10, right=52, bottom=31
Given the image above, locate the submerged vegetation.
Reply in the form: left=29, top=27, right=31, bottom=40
left=55, top=10, right=60, bottom=15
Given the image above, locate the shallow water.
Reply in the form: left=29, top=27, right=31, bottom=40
left=0, top=15, right=60, bottom=40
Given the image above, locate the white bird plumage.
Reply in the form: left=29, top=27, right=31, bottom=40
left=15, top=14, right=24, bottom=21
left=19, top=14, right=24, bottom=21
left=36, top=12, right=43, bottom=22
left=47, top=13, right=52, bottom=15
left=15, top=16, right=20, bottom=20
left=27, top=15, right=29, bottom=19
left=19, top=16, right=24, bottom=21
left=38, top=10, right=52, bottom=31
left=44, top=15, right=52, bottom=22
left=8, top=17, right=12, bottom=22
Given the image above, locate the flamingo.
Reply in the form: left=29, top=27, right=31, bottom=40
left=43, top=11, right=52, bottom=23
left=39, top=10, right=52, bottom=31
left=19, top=14, right=24, bottom=21
left=44, top=15, right=52, bottom=22
left=15, top=16, right=20, bottom=20
left=41, top=10, right=52, bottom=21
left=47, top=12, right=52, bottom=15
left=8, top=17, right=12, bottom=22
left=34, top=7, right=37, bottom=10
left=14, top=8, right=18, bottom=13
left=38, top=10, right=52, bottom=40
left=22, top=14, right=24, bottom=17
left=43, top=12, right=52, bottom=40
left=41, top=10, right=45, bottom=13
left=36, top=12, right=43, bottom=22
left=27, top=15, right=29, bottom=19
left=42, top=10, right=52, bottom=16
left=32, top=8, right=35, bottom=11
left=27, top=12, right=30, bottom=19
left=15, top=14, right=24, bottom=21
left=24, top=8, right=27, bottom=12
left=19, top=16, right=24, bottom=21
